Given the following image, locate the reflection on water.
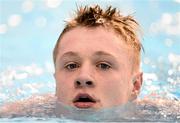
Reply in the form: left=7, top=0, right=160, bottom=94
left=55, top=101, right=137, bottom=121
left=46, top=99, right=180, bottom=122
left=0, top=95, right=179, bottom=122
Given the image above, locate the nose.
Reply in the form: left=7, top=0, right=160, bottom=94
left=74, top=64, right=95, bottom=88
left=75, top=80, right=94, bottom=88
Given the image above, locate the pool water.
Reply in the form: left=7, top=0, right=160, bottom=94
left=0, top=0, right=180, bottom=122
left=0, top=94, right=179, bottom=122
left=0, top=59, right=179, bottom=122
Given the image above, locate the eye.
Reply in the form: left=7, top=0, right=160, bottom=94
left=96, top=62, right=111, bottom=70
left=65, top=62, right=79, bottom=70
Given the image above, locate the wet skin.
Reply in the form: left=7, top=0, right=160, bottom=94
left=54, top=26, right=143, bottom=109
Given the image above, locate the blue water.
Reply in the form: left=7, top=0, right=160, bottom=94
left=0, top=98, right=179, bottom=122
left=0, top=118, right=82, bottom=123
left=0, top=0, right=180, bottom=122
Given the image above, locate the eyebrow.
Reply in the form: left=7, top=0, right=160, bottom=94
left=93, top=51, right=115, bottom=57
left=59, top=51, right=117, bottom=63
left=59, top=51, right=81, bottom=60
left=92, top=51, right=119, bottom=63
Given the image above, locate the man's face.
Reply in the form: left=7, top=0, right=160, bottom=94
left=54, top=27, right=141, bottom=109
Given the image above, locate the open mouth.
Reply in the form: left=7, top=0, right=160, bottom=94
left=73, top=93, right=96, bottom=109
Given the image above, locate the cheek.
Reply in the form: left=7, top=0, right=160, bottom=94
left=55, top=72, right=74, bottom=88
left=103, top=80, right=125, bottom=102
left=55, top=73, right=74, bottom=101
left=98, top=73, right=131, bottom=105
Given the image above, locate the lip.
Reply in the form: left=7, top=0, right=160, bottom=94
left=73, top=93, right=97, bottom=108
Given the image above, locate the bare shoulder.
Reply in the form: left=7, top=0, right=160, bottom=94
left=0, top=93, right=56, bottom=117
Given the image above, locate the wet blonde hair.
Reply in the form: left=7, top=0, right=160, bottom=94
left=53, top=5, right=143, bottom=71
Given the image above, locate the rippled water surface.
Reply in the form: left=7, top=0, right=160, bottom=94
left=0, top=95, right=179, bottom=122
left=0, top=0, right=180, bottom=122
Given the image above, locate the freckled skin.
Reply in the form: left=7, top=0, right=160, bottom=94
left=54, top=27, right=143, bottom=109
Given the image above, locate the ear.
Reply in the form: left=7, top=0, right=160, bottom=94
left=130, top=72, right=143, bottom=101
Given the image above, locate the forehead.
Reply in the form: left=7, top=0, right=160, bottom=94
left=58, top=27, right=132, bottom=56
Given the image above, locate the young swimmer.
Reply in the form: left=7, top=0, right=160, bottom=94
left=0, top=4, right=142, bottom=113
left=0, top=5, right=179, bottom=121
left=53, top=5, right=143, bottom=109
